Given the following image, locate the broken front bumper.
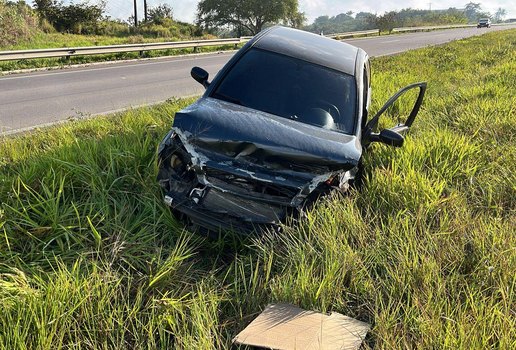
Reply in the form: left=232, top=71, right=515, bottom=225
left=157, top=130, right=350, bottom=234
left=163, top=190, right=283, bottom=234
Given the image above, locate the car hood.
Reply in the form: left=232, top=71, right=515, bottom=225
left=171, top=97, right=361, bottom=188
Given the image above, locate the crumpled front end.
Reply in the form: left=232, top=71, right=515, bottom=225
left=157, top=99, right=361, bottom=234
left=157, top=130, right=356, bottom=234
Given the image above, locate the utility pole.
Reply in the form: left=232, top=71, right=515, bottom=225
left=133, top=0, right=138, bottom=27
left=428, top=2, right=432, bottom=11
left=144, top=0, right=148, bottom=22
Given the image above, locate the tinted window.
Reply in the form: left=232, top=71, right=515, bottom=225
left=212, top=49, right=357, bottom=134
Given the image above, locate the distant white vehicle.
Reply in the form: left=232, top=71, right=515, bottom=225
left=477, top=18, right=491, bottom=28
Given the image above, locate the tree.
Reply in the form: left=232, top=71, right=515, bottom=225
left=494, top=8, right=506, bottom=23
left=147, top=3, right=173, bottom=25
left=60, top=2, right=104, bottom=33
left=375, top=11, right=399, bottom=33
left=33, top=0, right=105, bottom=33
left=284, top=10, right=306, bottom=29
left=464, top=2, right=482, bottom=22
left=196, top=0, right=303, bottom=35
left=33, top=0, right=61, bottom=25
left=355, top=11, right=377, bottom=30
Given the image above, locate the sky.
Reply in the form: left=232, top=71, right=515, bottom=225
left=101, top=1, right=516, bottom=24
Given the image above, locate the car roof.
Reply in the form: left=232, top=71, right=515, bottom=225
left=251, top=26, right=359, bottom=76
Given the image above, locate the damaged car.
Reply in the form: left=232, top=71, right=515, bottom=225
left=157, top=26, right=426, bottom=234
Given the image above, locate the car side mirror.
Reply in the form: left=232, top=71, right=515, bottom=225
left=191, top=67, right=210, bottom=88
left=369, top=129, right=404, bottom=147
left=379, top=129, right=404, bottom=147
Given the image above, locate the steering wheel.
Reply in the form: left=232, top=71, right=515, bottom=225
left=315, top=100, right=340, bottom=120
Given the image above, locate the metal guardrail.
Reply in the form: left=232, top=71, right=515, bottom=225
left=0, top=30, right=382, bottom=62
left=392, top=23, right=515, bottom=32
left=1, top=23, right=514, bottom=62
left=392, top=24, right=475, bottom=32
left=325, top=29, right=379, bottom=38
left=0, top=37, right=248, bottom=61
left=489, top=23, right=516, bottom=27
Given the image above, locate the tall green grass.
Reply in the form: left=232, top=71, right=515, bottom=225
left=0, top=30, right=515, bottom=349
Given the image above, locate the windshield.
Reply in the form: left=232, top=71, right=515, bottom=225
left=212, top=48, right=357, bottom=134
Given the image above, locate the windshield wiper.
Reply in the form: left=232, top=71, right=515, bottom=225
left=213, top=92, right=244, bottom=106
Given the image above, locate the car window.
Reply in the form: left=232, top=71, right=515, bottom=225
left=212, top=48, right=357, bottom=134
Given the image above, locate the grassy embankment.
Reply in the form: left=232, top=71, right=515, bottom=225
left=0, top=2, right=235, bottom=72
left=0, top=30, right=514, bottom=349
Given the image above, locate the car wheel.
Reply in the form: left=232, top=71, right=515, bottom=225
left=352, top=161, right=365, bottom=189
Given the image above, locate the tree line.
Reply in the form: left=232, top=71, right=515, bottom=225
left=5, top=0, right=510, bottom=40
left=33, top=0, right=104, bottom=34
left=305, top=3, right=507, bottom=35
left=197, top=1, right=508, bottom=35
left=30, top=0, right=199, bottom=37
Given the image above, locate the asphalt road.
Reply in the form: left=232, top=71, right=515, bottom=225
left=1, top=25, right=514, bottom=135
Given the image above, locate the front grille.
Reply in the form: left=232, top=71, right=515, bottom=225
left=205, top=168, right=298, bottom=200
left=202, top=188, right=285, bottom=223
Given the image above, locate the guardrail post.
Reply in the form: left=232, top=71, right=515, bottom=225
left=193, top=46, right=198, bottom=53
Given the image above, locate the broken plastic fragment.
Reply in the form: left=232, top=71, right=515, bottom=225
left=233, top=303, right=370, bottom=350
left=164, top=195, right=173, bottom=206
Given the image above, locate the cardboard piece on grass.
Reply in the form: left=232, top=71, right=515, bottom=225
left=233, top=303, right=370, bottom=350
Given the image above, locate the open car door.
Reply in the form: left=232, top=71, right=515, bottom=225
left=363, top=82, right=427, bottom=147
